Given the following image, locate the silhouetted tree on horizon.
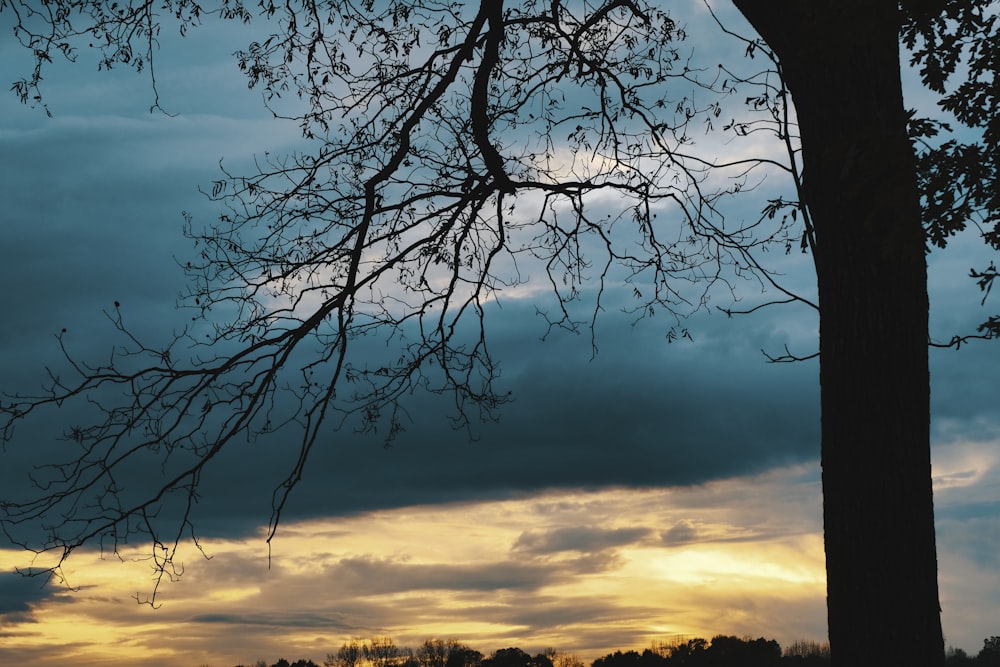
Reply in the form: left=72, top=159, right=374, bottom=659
left=231, top=631, right=1000, bottom=667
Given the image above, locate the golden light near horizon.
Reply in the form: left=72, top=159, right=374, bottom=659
left=2, top=439, right=998, bottom=667
left=0, top=465, right=830, bottom=667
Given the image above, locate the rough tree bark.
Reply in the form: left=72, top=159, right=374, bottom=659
left=731, top=2, right=945, bottom=665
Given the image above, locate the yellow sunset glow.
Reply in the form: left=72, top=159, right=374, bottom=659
left=0, top=466, right=835, bottom=667
left=4, top=440, right=997, bottom=666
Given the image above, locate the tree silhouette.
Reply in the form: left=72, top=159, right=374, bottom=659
left=592, top=649, right=667, bottom=667
left=417, top=639, right=474, bottom=667
left=727, top=5, right=996, bottom=664
left=979, top=637, right=1000, bottom=667
left=483, top=648, right=534, bottom=667
left=329, top=640, right=365, bottom=667
left=447, top=646, right=485, bottom=667
left=944, top=647, right=974, bottom=666
left=327, top=639, right=480, bottom=667
left=781, top=641, right=830, bottom=667
left=2, top=2, right=998, bottom=667
left=326, top=637, right=411, bottom=667
left=701, top=635, right=780, bottom=667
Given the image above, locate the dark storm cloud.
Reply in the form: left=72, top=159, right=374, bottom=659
left=1, top=0, right=996, bottom=551
left=257, top=300, right=824, bottom=526
left=5, top=279, right=826, bottom=545
left=0, top=0, right=829, bottom=549
left=4, top=77, right=996, bottom=560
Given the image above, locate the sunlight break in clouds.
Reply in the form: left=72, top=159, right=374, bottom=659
left=0, top=465, right=827, bottom=667
left=1, top=444, right=998, bottom=666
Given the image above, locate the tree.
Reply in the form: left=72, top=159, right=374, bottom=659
left=728, top=4, right=998, bottom=665
left=329, top=640, right=365, bottom=667
left=592, top=649, right=668, bottom=667
left=782, top=641, right=830, bottom=667
left=363, top=636, right=408, bottom=667
left=542, top=649, right=585, bottom=667
left=592, top=650, right=646, bottom=667
left=417, top=639, right=464, bottom=667
left=733, top=3, right=941, bottom=665
left=943, top=647, right=973, bottom=666
left=1, top=2, right=997, bottom=667
left=414, top=639, right=482, bottom=667
left=667, top=638, right=709, bottom=666
left=979, top=636, right=1000, bottom=667
left=446, top=645, right=484, bottom=667
left=483, top=648, right=533, bottom=667
left=700, top=635, right=780, bottom=667
left=326, top=636, right=409, bottom=667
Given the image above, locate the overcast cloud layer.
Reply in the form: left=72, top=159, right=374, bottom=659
left=2, top=2, right=999, bottom=664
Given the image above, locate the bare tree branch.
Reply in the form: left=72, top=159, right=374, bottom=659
left=2, top=0, right=811, bottom=601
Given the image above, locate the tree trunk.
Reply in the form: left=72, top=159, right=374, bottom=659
left=729, top=2, right=945, bottom=666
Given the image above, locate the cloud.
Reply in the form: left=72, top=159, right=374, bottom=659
left=191, top=611, right=358, bottom=630
left=320, top=556, right=569, bottom=595
left=513, top=527, right=654, bottom=555
left=2, top=5, right=1000, bottom=665
left=4, top=0, right=997, bottom=563
left=0, top=0, right=828, bottom=553
left=2, top=458, right=998, bottom=665
left=661, top=520, right=698, bottom=546
left=0, top=288, right=829, bottom=548
left=0, top=572, right=57, bottom=616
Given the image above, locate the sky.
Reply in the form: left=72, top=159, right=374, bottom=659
left=1, top=2, right=999, bottom=666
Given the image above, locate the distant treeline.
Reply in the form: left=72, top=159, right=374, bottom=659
left=230, top=633, right=1000, bottom=667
